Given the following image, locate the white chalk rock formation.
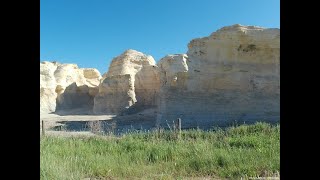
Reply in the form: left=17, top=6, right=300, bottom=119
left=93, top=49, right=160, bottom=114
left=93, top=74, right=136, bottom=114
left=40, top=61, right=101, bottom=114
left=106, top=49, right=156, bottom=77
left=156, top=24, right=280, bottom=128
left=40, top=62, right=58, bottom=113
left=82, top=68, right=101, bottom=96
left=134, top=65, right=160, bottom=110
left=158, top=54, right=189, bottom=88
left=41, top=24, right=280, bottom=128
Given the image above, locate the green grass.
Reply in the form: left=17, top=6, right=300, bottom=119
left=40, top=122, right=280, bottom=179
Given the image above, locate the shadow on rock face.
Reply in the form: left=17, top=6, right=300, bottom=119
left=54, top=82, right=96, bottom=115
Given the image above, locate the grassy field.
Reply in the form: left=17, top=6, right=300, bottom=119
left=40, top=122, right=280, bottom=179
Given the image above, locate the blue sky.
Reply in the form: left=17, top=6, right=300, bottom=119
left=40, top=0, right=280, bottom=74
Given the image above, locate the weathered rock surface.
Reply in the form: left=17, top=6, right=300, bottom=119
left=93, top=74, right=136, bottom=114
left=156, top=24, right=280, bottom=128
left=40, top=61, right=101, bottom=114
left=40, top=62, right=58, bottom=114
left=93, top=49, right=159, bottom=114
left=105, top=49, right=156, bottom=77
left=41, top=24, right=280, bottom=129
left=158, top=54, right=189, bottom=88
left=134, top=65, right=160, bottom=110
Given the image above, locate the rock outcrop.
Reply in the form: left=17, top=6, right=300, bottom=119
left=40, top=62, right=101, bottom=114
left=93, top=74, right=136, bottom=114
left=93, top=49, right=160, bottom=114
left=105, top=49, right=156, bottom=77
left=40, top=62, right=58, bottom=113
left=134, top=65, right=160, bottom=110
left=156, top=24, right=280, bottom=128
left=158, top=54, right=189, bottom=88
left=41, top=24, right=280, bottom=128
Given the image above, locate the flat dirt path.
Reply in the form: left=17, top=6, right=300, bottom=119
left=40, top=113, right=115, bottom=137
left=40, top=108, right=157, bottom=137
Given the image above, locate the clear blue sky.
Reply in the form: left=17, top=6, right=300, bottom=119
left=40, top=0, right=280, bottom=74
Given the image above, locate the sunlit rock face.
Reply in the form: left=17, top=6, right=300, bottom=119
left=40, top=62, right=58, bottom=114
left=93, top=49, right=160, bottom=114
left=41, top=24, right=280, bottom=129
left=40, top=61, right=101, bottom=114
left=156, top=24, right=280, bottom=128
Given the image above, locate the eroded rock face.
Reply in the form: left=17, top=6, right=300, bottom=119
left=41, top=24, right=280, bottom=129
left=56, top=83, right=96, bottom=111
left=106, top=49, right=156, bottom=77
left=81, top=68, right=101, bottom=96
left=93, top=74, right=136, bottom=114
left=156, top=24, right=280, bottom=128
left=40, top=61, right=101, bottom=114
left=135, top=65, right=160, bottom=110
left=158, top=54, right=189, bottom=88
left=40, top=62, right=58, bottom=114
left=93, top=49, right=160, bottom=114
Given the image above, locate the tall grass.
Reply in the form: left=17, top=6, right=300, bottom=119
left=40, top=122, right=280, bottom=179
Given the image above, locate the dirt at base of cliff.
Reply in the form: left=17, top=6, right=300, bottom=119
left=40, top=108, right=158, bottom=137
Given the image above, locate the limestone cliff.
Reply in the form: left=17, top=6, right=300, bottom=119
left=40, top=61, right=101, bottom=114
left=158, top=54, right=189, bottom=88
left=156, top=24, right=280, bottom=128
left=134, top=65, right=160, bottom=110
left=40, top=62, right=58, bottom=113
left=41, top=24, right=280, bottom=128
left=105, top=49, right=156, bottom=77
left=93, top=49, right=160, bottom=114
